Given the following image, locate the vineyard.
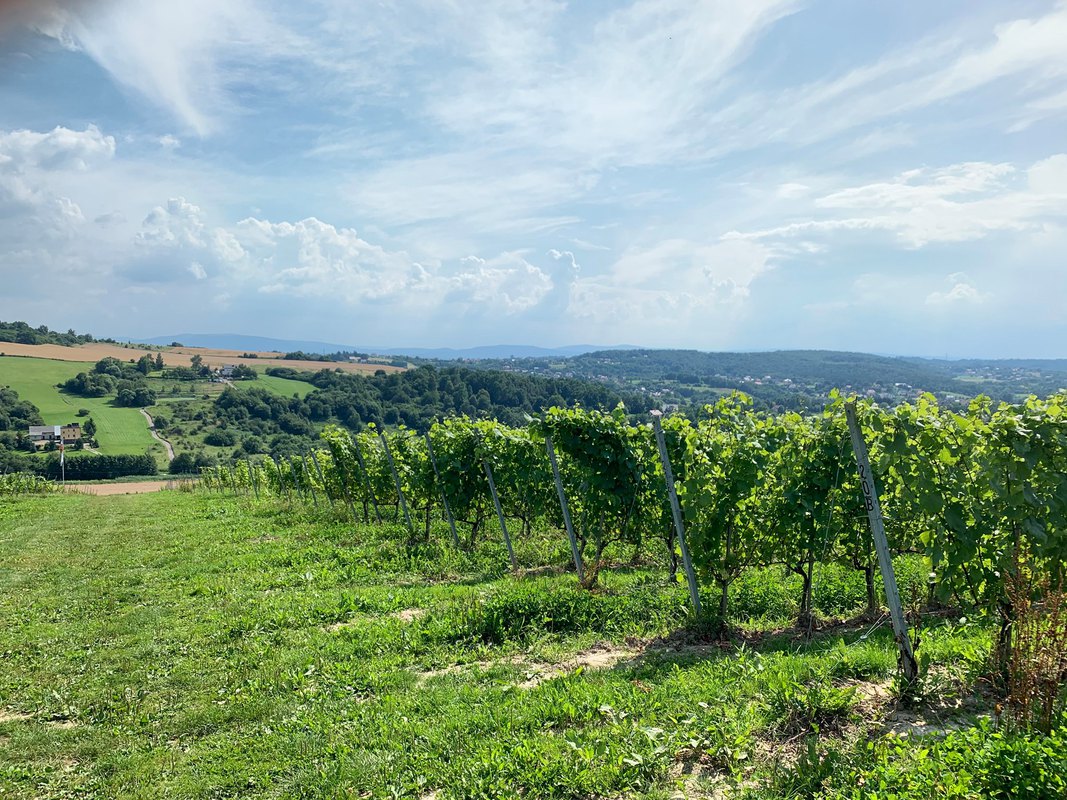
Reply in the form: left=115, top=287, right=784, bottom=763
left=201, top=392, right=1067, bottom=660
left=2, top=390, right=1066, bottom=798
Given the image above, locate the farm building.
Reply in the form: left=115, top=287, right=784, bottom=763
left=27, top=423, right=82, bottom=449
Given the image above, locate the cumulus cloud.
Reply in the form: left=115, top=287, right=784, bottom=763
left=0, top=126, right=107, bottom=244
left=926, top=273, right=990, bottom=306
left=120, top=197, right=245, bottom=283
left=445, top=252, right=554, bottom=313
left=0, top=125, right=115, bottom=171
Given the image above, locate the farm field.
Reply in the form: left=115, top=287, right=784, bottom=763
left=0, top=354, right=317, bottom=466
left=0, top=355, right=162, bottom=459
left=0, top=342, right=402, bottom=376
left=250, top=372, right=316, bottom=398
left=0, top=491, right=1052, bottom=799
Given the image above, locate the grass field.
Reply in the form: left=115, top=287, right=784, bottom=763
left=0, top=356, right=313, bottom=467
left=0, top=356, right=162, bottom=459
left=248, top=372, right=315, bottom=398
left=0, top=491, right=1045, bottom=799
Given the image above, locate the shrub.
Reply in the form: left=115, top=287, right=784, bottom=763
left=204, top=429, right=237, bottom=447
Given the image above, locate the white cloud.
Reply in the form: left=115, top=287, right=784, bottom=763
left=28, top=0, right=304, bottom=136
left=0, top=125, right=115, bottom=171
left=427, top=0, right=799, bottom=166
left=568, top=238, right=772, bottom=339
left=728, top=154, right=1067, bottom=248
left=926, top=273, right=990, bottom=305
left=446, top=252, right=554, bottom=313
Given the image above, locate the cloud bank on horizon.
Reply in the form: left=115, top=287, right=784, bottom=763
left=0, top=0, right=1065, bottom=357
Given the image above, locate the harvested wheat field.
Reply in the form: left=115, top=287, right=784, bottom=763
left=0, top=342, right=403, bottom=375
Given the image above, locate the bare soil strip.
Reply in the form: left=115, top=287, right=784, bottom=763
left=71, top=480, right=190, bottom=496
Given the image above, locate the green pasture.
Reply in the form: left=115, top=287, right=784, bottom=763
left=0, top=356, right=161, bottom=458
left=249, top=371, right=315, bottom=398
left=0, top=491, right=1039, bottom=800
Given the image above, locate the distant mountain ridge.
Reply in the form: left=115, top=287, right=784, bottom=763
left=139, top=334, right=635, bottom=360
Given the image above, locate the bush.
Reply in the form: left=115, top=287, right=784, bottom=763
left=169, top=453, right=198, bottom=475
left=204, top=429, right=237, bottom=447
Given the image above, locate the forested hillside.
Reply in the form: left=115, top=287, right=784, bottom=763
left=163, top=364, right=649, bottom=466
left=469, top=349, right=1067, bottom=410
left=0, top=320, right=113, bottom=347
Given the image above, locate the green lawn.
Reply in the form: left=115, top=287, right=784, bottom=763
left=249, top=372, right=315, bottom=398
left=0, top=355, right=161, bottom=459
left=0, top=492, right=1022, bottom=799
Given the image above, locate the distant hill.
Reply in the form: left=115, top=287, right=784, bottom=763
left=140, top=334, right=635, bottom=360
left=140, top=333, right=355, bottom=354
left=380, top=344, right=638, bottom=359
left=468, top=348, right=1067, bottom=410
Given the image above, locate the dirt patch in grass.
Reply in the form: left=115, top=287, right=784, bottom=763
left=72, top=480, right=183, bottom=496
left=0, top=709, right=33, bottom=724
left=415, top=641, right=642, bottom=688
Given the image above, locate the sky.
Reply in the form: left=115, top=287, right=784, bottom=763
left=0, top=0, right=1065, bottom=357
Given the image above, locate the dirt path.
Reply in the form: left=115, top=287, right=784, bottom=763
left=72, top=480, right=188, bottom=496
left=140, top=409, right=175, bottom=462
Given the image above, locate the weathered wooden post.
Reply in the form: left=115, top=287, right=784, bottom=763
left=651, top=411, right=702, bottom=616
left=425, top=433, right=461, bottom=548
left=545, top=434, right=585, bottom=583
left=845, top=400, right=919, bottom=682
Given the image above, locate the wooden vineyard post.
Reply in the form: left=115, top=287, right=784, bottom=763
left=545, top=434, right=585, bottom=583
left=651, top=411, right=703, bottom=616
left=310, top=451, right=335, bottom=509
left=425, top=433, right=461, bottom=548
left=379, top=432, right=414, bottom=536
left=484, top=459, right=518, bottom=570
left=352, top=441, right=384, bottom=524
left=844, top=401, right=919, bottom=682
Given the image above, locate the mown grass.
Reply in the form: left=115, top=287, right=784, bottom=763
left=250, top=372, right=315, bottom=398
left=0, top=355, right=162, bottom=459
left=0, top=492, right=1022, bottom=799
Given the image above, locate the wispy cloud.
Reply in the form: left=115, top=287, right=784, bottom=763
left=727, top=155, right=1067, bottom=247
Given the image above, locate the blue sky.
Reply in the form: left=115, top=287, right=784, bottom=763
left=0, top=0, right=1065, bottom=357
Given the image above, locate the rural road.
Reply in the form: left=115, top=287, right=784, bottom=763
left=140, top=409, right=175, bottom=462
